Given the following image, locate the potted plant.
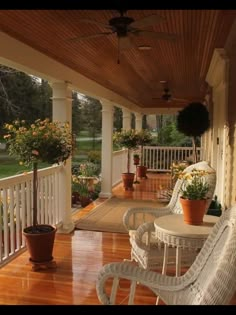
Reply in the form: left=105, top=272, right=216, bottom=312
left=207, top=195, right=222, bottom=217
left=177, top=102, right=210, bottom=163
left=133, top=153, right=140, bottom=165
left=136, top=129, right=152, bottom=179
left=71, top=176, right=92, bottom=208
left=113, top=129, right=139, bottom=190
left=178, top=168, right=211, bottom=225
left=4, top=118, right=73, bottom=265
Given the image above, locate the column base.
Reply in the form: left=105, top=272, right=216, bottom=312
left=56, top=222, right=75, bottom=234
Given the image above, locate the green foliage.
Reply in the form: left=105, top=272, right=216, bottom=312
left=4, top=118, right=73, bottom=166
left=179, top=168, right=210, bottom=200
left=137, top=129, right=153, bottom=165
left=113, top=129, right=139, bottom=150
left=79, top=95, right=102, bottom=142
left=0, top=66, right=52, bottom=137
left=113, top=106, right=122, bottom=131
left=113, top=129, right=139, bottom=173
left=137, top=129, right=152, bottom=146
left=177, top=102, right=210, bottom=137
left=88, top=150, right=101, bottom=164
left=79, top=162, right=99, bottom=177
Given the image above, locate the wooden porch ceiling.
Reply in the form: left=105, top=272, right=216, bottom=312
left=0, top=10, right=235, bottom=110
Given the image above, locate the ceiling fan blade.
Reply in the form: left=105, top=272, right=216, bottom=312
left=68, top=32, right=114, bottom=42
left=134, top=30, right=177, bottom=40
left=78, top=18, right=112, bottom=30
left=119, top=36, right=134, bottom=50
left=172, top=98, right=189, bottom=102
left=130, top=14, right=165, bottom=29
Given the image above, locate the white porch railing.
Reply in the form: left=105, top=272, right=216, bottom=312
left=1, top=146, right=201, bottom=267
left=142, top=146, right=202, bottom=172
left=0, top=164, right=63, bottom=267
left=111, top=146, right=202, bottom=186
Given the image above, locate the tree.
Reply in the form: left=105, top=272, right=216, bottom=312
left=113, top=106, right=122, bottom=131
left=0, top=65, right=52, bottom=137
left=80, top=95, right=102, bottom=149
left=72, top=91, right=83, bottom=136
left=177, top=102, right=210, bottom=163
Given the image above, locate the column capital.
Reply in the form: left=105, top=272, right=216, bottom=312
left=100, top=99, right=114, bottom=112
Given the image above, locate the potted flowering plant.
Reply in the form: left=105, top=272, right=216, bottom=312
left=113, top=129, right=139, bottom=190
left=4, top=118, right=73, bottom=264
left=136, top=129, right=152, bottom=179
left=178, top=168, right=211, bottom=225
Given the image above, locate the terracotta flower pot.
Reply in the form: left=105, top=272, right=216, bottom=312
left=137, top=165, right=148, bottom=179
left=180, top=197, right=207, bottom=225
left=122, top=173, right=135, bottom=191
left=23, top=224, right=56, bottom=263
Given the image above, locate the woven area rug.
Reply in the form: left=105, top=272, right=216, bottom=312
left=75, top=197, right=164, bottom=233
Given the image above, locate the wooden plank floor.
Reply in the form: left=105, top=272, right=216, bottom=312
left=0, top=172, right=235, bottom=305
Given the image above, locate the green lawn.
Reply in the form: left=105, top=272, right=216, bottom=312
left=0, top=137, right=102, bottom=179
left=0, top=152, right=51, bottom=179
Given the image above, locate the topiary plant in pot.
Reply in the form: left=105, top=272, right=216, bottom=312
left=177, top=102, right=210, bottom=163
left=136, top=129, right=152, bottom=179
left=113, top=129, right=139, bottom=191
left=4, top=118, right=73, bottom=268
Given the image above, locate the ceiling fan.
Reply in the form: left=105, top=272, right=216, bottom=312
left=152, top=81, right=188, bottom=103
left=68, top=10, right=177, bottom=63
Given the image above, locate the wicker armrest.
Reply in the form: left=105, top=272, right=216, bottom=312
left=134, top=222, right=156, bottom=250
left=123, top=206, right=171, bottom=231
left=96, top=261, right=185, bottom=305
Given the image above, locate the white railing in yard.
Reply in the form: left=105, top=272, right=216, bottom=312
left=142, top=146, right=202, bottom=172
left=0, top=164, right=63, bottom=267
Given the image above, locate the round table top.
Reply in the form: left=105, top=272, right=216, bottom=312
left=154, top=214, right=218, bottom=239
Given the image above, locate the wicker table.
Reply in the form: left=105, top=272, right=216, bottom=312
left=154, top=214, right=218, bottom=276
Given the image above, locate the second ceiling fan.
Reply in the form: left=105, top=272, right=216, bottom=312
left=152, top=81, right=188, bottom=103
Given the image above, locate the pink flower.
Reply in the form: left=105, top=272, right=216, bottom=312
left=32, top=150, right=39, bottom=156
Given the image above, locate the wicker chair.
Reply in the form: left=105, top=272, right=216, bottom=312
left=96, top=205, right=236, bottom=305
left=123, top=161, right=217, bottom=269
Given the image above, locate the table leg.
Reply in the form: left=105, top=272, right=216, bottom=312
left=162, top=243, right=169, bottom=275
left=176, top=246, right=181, bottom=277
left=156, top=243, right=169, bottom=305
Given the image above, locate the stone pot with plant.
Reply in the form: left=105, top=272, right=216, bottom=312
left=113, top=129, right=139, bottom=191
left=179, top=168, right=211, bottom=225
left=4, top=118, right=73, bottom=266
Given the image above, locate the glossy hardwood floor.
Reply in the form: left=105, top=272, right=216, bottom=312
left=0, top=172, right=235, bottom=305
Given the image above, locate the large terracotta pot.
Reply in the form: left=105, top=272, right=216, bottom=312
left=23, top=224, right=56, bottom=263
left=180, top=197, right=207, bottom=225
left=122, top=173, right=135, bottom=191
left=137, top=165, right=148, bottom=179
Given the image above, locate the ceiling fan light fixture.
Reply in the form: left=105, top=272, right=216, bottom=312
left=138, top=45, right=152, bottom=50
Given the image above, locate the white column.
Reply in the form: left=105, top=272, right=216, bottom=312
left=51, top=81, right=74, bottom=233
left=122, top=108, right=131, bottom=130
left=135, top=113, right=143, bottom=131
left=99, top=100, right=114, bottom=198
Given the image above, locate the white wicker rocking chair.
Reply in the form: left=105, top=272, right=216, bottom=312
left=96, top=204, right=236, bottom=305
left=123, top=161, right=217, bottom=270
